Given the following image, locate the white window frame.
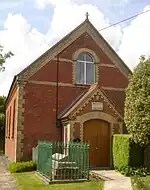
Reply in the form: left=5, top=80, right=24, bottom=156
left=76, top=53, right=96, bottom=85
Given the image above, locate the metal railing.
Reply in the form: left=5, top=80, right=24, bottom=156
left=37, top=141, right=90, bottom=181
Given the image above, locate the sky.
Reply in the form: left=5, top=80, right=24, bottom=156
left=0, top=0, right=150, bottom=95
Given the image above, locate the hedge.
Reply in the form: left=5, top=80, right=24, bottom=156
left=113, top=134, right=146, bottom=176
left=9, top=161, right=37, bottom=173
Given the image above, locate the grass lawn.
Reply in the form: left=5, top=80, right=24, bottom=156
left=13, top=172, right=104, bottom=190
left=132, top=175, right=150, bottom=190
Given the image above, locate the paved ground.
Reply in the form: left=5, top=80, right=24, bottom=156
left=0, top=156, right=18, bottom=190
left=91, top=170, right=132, bottom=190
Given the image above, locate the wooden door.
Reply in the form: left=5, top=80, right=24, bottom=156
left=83, top=119, right=110, bottom=168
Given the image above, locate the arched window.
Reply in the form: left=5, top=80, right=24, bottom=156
left=76, top=52, right=95, bottom=84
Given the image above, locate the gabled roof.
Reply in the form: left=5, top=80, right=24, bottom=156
left=58, top=92, right=86, bottom=119
left=59, top=83, right=98, bottom=119
left=18, top=17, right=131, bottom=81
left=18, top=19, right=90, bottom=80
left=6, top=17, right=132, bottom=105
left=60, top=83, right=123, bottom=120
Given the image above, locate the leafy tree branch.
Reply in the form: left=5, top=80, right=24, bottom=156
left=0, top=45, right=14, bottom=71
left=125, top=56, right=150, bottom=147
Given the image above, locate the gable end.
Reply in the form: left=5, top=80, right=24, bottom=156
left=17, top=19, right=131, bottom=82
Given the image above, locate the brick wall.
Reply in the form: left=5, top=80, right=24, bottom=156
left=23, top=83, right=87, bottom=160
left=5, top=85, right=19, bottom=161
left=22, top=32, right=128, bottom=160
left=31, top=33, right=128, bottom=88
left=6, top=32, right=129, bottom=161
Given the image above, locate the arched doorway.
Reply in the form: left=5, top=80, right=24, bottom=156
left=83, top=119, right=110, bottom=168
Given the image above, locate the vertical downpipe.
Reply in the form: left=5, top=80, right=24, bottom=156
left=56, top=54, right=59, bottom=128
left=56, top=54, right=62, bottom=141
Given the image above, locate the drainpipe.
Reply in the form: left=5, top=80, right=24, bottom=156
left=56, top=54, right=63, bottom=141
left=56, top=54, right=59, bottom=129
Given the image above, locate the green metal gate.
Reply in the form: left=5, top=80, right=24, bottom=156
left=37, top=141, right=90, bottom=181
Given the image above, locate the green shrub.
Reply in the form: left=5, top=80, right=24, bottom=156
left=117, top=166, right=147, bottom=177
left=113, top=134, right=145, bottom=176
left=132, top=175, right=150, bottom=190
left=113, top=134, right=131, bottom=168
left=9, top=161, right=37, bottom=173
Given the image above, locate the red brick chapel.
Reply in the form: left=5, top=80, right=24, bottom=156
left=5, top=16, right=131, bottom=168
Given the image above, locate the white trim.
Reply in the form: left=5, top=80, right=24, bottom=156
left=64, top=125, right=67, bottom=145
left=67, top=123, right=71, bottom=142
left=64, top=125, right=67, bottom=155
left=63, top=124, right=71, bottom=155
left=84, top=60, right=86, bottom=84
left=77, top=60, right=93, bottom=64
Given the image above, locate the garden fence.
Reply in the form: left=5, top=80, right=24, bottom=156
left=37, top=141, right=90, bottom=181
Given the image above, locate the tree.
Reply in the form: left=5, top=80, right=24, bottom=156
left=0, top=96, right=6, bottom=130
left=124, top=56, right=150, bottom=147
left=0, top=45, right=14, bottom=71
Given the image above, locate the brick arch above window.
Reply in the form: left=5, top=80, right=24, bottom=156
left=72, top=48, right=100, bottom=84
left=72, top=48, right=100, bottom=63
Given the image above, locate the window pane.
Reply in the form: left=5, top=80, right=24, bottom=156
left=77, top=53, right=84, bottom=61
left=76, top=61, right=84, bottom=84
left=85, top=53, right=93, bottom=62
left=86, top=63, right=95, bottom=84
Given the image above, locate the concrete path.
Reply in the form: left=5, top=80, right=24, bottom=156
left=0, top=156, right=18, bottom=190
left=91, top=170, right=132, bottom=190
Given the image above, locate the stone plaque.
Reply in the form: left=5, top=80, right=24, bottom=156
left=92, top=102, right=103, bottom=111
